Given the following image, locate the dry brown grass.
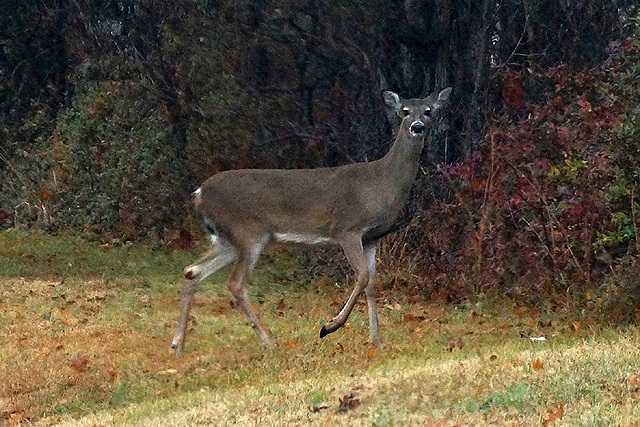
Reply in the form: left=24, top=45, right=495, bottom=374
left=3, top=232, right=640, bottom=426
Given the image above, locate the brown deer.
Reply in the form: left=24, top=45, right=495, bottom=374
left=171, top=87, right=452, bottom=356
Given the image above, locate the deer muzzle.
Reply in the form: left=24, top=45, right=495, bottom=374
left=410, top=121, right=425, bottom=136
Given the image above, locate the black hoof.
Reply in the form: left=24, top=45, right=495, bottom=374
left=319, top=325, right=329, bottom=338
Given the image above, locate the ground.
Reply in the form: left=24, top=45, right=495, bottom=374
left=1, top=230, right=640, bottom=426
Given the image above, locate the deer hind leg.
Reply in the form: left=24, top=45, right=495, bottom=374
left=172, top=238, right=236, bottom=357
left=364, top=240, right=381, bottom=345
left=227, top=236, right=274, bottom=348
left=320, top=235, right=369, bottom=338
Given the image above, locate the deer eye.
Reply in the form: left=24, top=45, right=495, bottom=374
left=424, top=108, right=431, bottom=117
left=401, top=108, right=410, bottom=117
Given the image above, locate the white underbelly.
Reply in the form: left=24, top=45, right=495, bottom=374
left=273, top=232, right=332, bottom=245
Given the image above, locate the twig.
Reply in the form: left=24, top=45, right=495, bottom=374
left=632, top=188, right=639, bottom=254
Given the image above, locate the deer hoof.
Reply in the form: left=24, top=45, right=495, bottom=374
left=319, top=325, right=329, bottom=338
left=183, top=266, right=199, bottom=280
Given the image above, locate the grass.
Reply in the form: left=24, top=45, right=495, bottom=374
left=2, top=230, right=640, bottom=426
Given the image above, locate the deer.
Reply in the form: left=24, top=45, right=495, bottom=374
left=171, top=87, right=452, bottom=356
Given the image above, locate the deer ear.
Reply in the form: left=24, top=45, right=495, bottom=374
left=437, top=87, right=452, bottom=101
left=383, top=91, right=401, bottom=111
left=433, top=87, right=452, bottom=109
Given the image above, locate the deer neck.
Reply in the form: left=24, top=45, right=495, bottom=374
left=380, top=127, right=425, bottom=191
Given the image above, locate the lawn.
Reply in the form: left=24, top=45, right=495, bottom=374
left=1, top=230, right=640, bottom=426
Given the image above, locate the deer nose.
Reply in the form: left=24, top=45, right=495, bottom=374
left=410, top=121, right=425, bottom=135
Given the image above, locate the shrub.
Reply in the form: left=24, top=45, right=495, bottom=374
left=45, top=80, right=184, bottom=242
left=380, top=33, right=640, bottom=313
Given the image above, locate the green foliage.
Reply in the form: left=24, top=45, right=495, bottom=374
left=0, top=103, right=56, bottom=227
left=0, top=229, right=199, bottom=279
left=49, top=79, right=183, bottom=240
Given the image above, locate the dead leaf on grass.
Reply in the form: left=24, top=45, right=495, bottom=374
left=489, top=354, right=498, bottom=361
left=403, top=313, right=426, bottom=323
left=87, top=290, right=108, bottom=301
left=337, top=394, right=360, bottom=412
left=571, top=321, right=581, bottom=331
left=308, top=405, right=329, bottom=413
left=329, top=342, right=344, bottom=357
left=284, top=337, right=301, bottom=347
left=68, top=357, right=90, bottom=373
left=329, top=299, right=343, bottom=309
left=385, top=302, right=402, bottom=311
left=542, top=406, right=565, bottom=425
left=627, top=374, right=639, bottom=386
left=273, top=298, right=286, bottom=316
left=532, top=358, right=544, bottom=371
left=105, top=370, right=118, bottom=382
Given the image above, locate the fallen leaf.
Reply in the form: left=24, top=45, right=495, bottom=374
left=577, top=97, right=592, bottom=112
left=490, top=354, right=498, bottom=361
left=10, top=413, right=24, bottom=422
left=571, top=321, right=580, bottom=331
left=68, top=357, right=90, bottom=373
left=87, top=290, right=108, bottom=301
left=106, top=370, right=118, bottom=382
left=532, top=358, right=543, bottom=371
left=329, top=300, right=343, bottom=308
left=40, top=189, right=51, bottom=199
left=329, top=342, right=344, bottom=357
left=308, top=405, right=329, bottom=413
left=337, top=394, right=360, bottom=412
left=403, top=313, right=426, bottom=323
left=542, top=406, right=565, bottom=426
left=273, top=298, right=286, bottom=316
left=284, top=337, right=300, bottom=347
left=627, top=374, right=639, bottom=386
left=367, top=349, right=375, bottom=358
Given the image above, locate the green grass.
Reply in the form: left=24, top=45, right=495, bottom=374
left=2, top=230, right=640, bottom=426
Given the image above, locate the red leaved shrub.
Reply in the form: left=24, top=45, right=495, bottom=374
left=382, top=35, right=640, bottom=312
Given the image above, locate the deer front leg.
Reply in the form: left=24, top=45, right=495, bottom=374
left=320, top=236, right=369, bottom=338
left=364, top=241, right=381, bottom=345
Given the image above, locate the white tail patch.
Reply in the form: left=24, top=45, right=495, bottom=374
left=193, top=187, right=202, bottom=207
left=274, top=232, right=331, bottom=245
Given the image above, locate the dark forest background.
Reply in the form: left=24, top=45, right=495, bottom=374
left=2, top=0, right=640, bottom=315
